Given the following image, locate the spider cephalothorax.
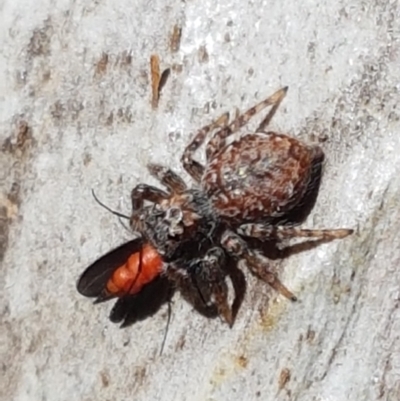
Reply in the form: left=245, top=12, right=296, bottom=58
left=77, top=87, right=353, bottom=328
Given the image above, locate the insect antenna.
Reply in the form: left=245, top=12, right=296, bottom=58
left=91, top=189, right=130, bottom=220
left=117, top=217, right=131, bottom=233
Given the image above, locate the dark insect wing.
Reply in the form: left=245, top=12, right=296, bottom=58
left=110, top=276, right=174, bottom=327
left=76, top=238, right=144, bottom=297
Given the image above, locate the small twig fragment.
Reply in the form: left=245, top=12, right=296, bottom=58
left=278, top=368, right=291, bottom=390
left=170, top=25, right=182, bottom=53
left=150, top=54, right=170, bottom=109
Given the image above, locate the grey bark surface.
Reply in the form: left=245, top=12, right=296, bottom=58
left=1, top=1, right=399, bottom=400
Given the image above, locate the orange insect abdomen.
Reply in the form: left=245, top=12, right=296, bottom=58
left=106, top=244, right=163, bottom=296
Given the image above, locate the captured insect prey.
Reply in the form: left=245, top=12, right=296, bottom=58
left=77, top=86, right=353, bottom=331
left=77, top=239, right=173, bottom=327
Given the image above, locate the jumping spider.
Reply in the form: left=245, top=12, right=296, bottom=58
left=78, top=87, right=353, bottom=327
left=126, top=86, right=353, bottom=325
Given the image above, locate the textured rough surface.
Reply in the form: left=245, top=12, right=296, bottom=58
left=1, top=1, right=400, bottom=400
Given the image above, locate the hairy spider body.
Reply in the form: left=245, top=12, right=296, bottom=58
left=136, top=189, right=219, bottom=261
left=77, top=87, right=353, bottom=329
left=203, top=133, right=324, bottom=223
left=127, top=86, right=352, bottom=325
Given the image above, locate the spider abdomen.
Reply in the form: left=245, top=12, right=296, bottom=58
left=202, top=132, right=322, bottom=222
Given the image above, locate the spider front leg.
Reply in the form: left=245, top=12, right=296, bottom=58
left=130, top=184, right=168, bottom=231
left=147, top=163, right=187, bottom=193
left=205, top=87, right=288, bottom=161
left=196, top=247, right=233, bottom=327
left=221, top=230, right=297, bottom=301
left=181, top=112, right=229, bottom=182
left=166, top=263, right=219, bottom=319
left=237, top=223, right=353, bottom=241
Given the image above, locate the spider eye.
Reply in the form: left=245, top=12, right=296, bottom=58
left=165, top=206, right=183, bottom=223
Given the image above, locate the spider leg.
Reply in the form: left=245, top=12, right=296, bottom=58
left=225, top=255, right=247, bottom=325
left=256, top=87, right=287, bottom=132
left=221, top=230, right=297, bottom=301
left=147, top=163, right=187, bottom=193
left=181, top=112, right=229, bottom=182
left=205, top=86, right=288, bottom=161
left=131, top=184, right=168, bottom=210
left=130, top=184, right=168, bottom=230
left=166, top=264, right=218, bottom=319
left=237, top=223, right=354, bottom=241
left=199, top=247, right=233, bottom=327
